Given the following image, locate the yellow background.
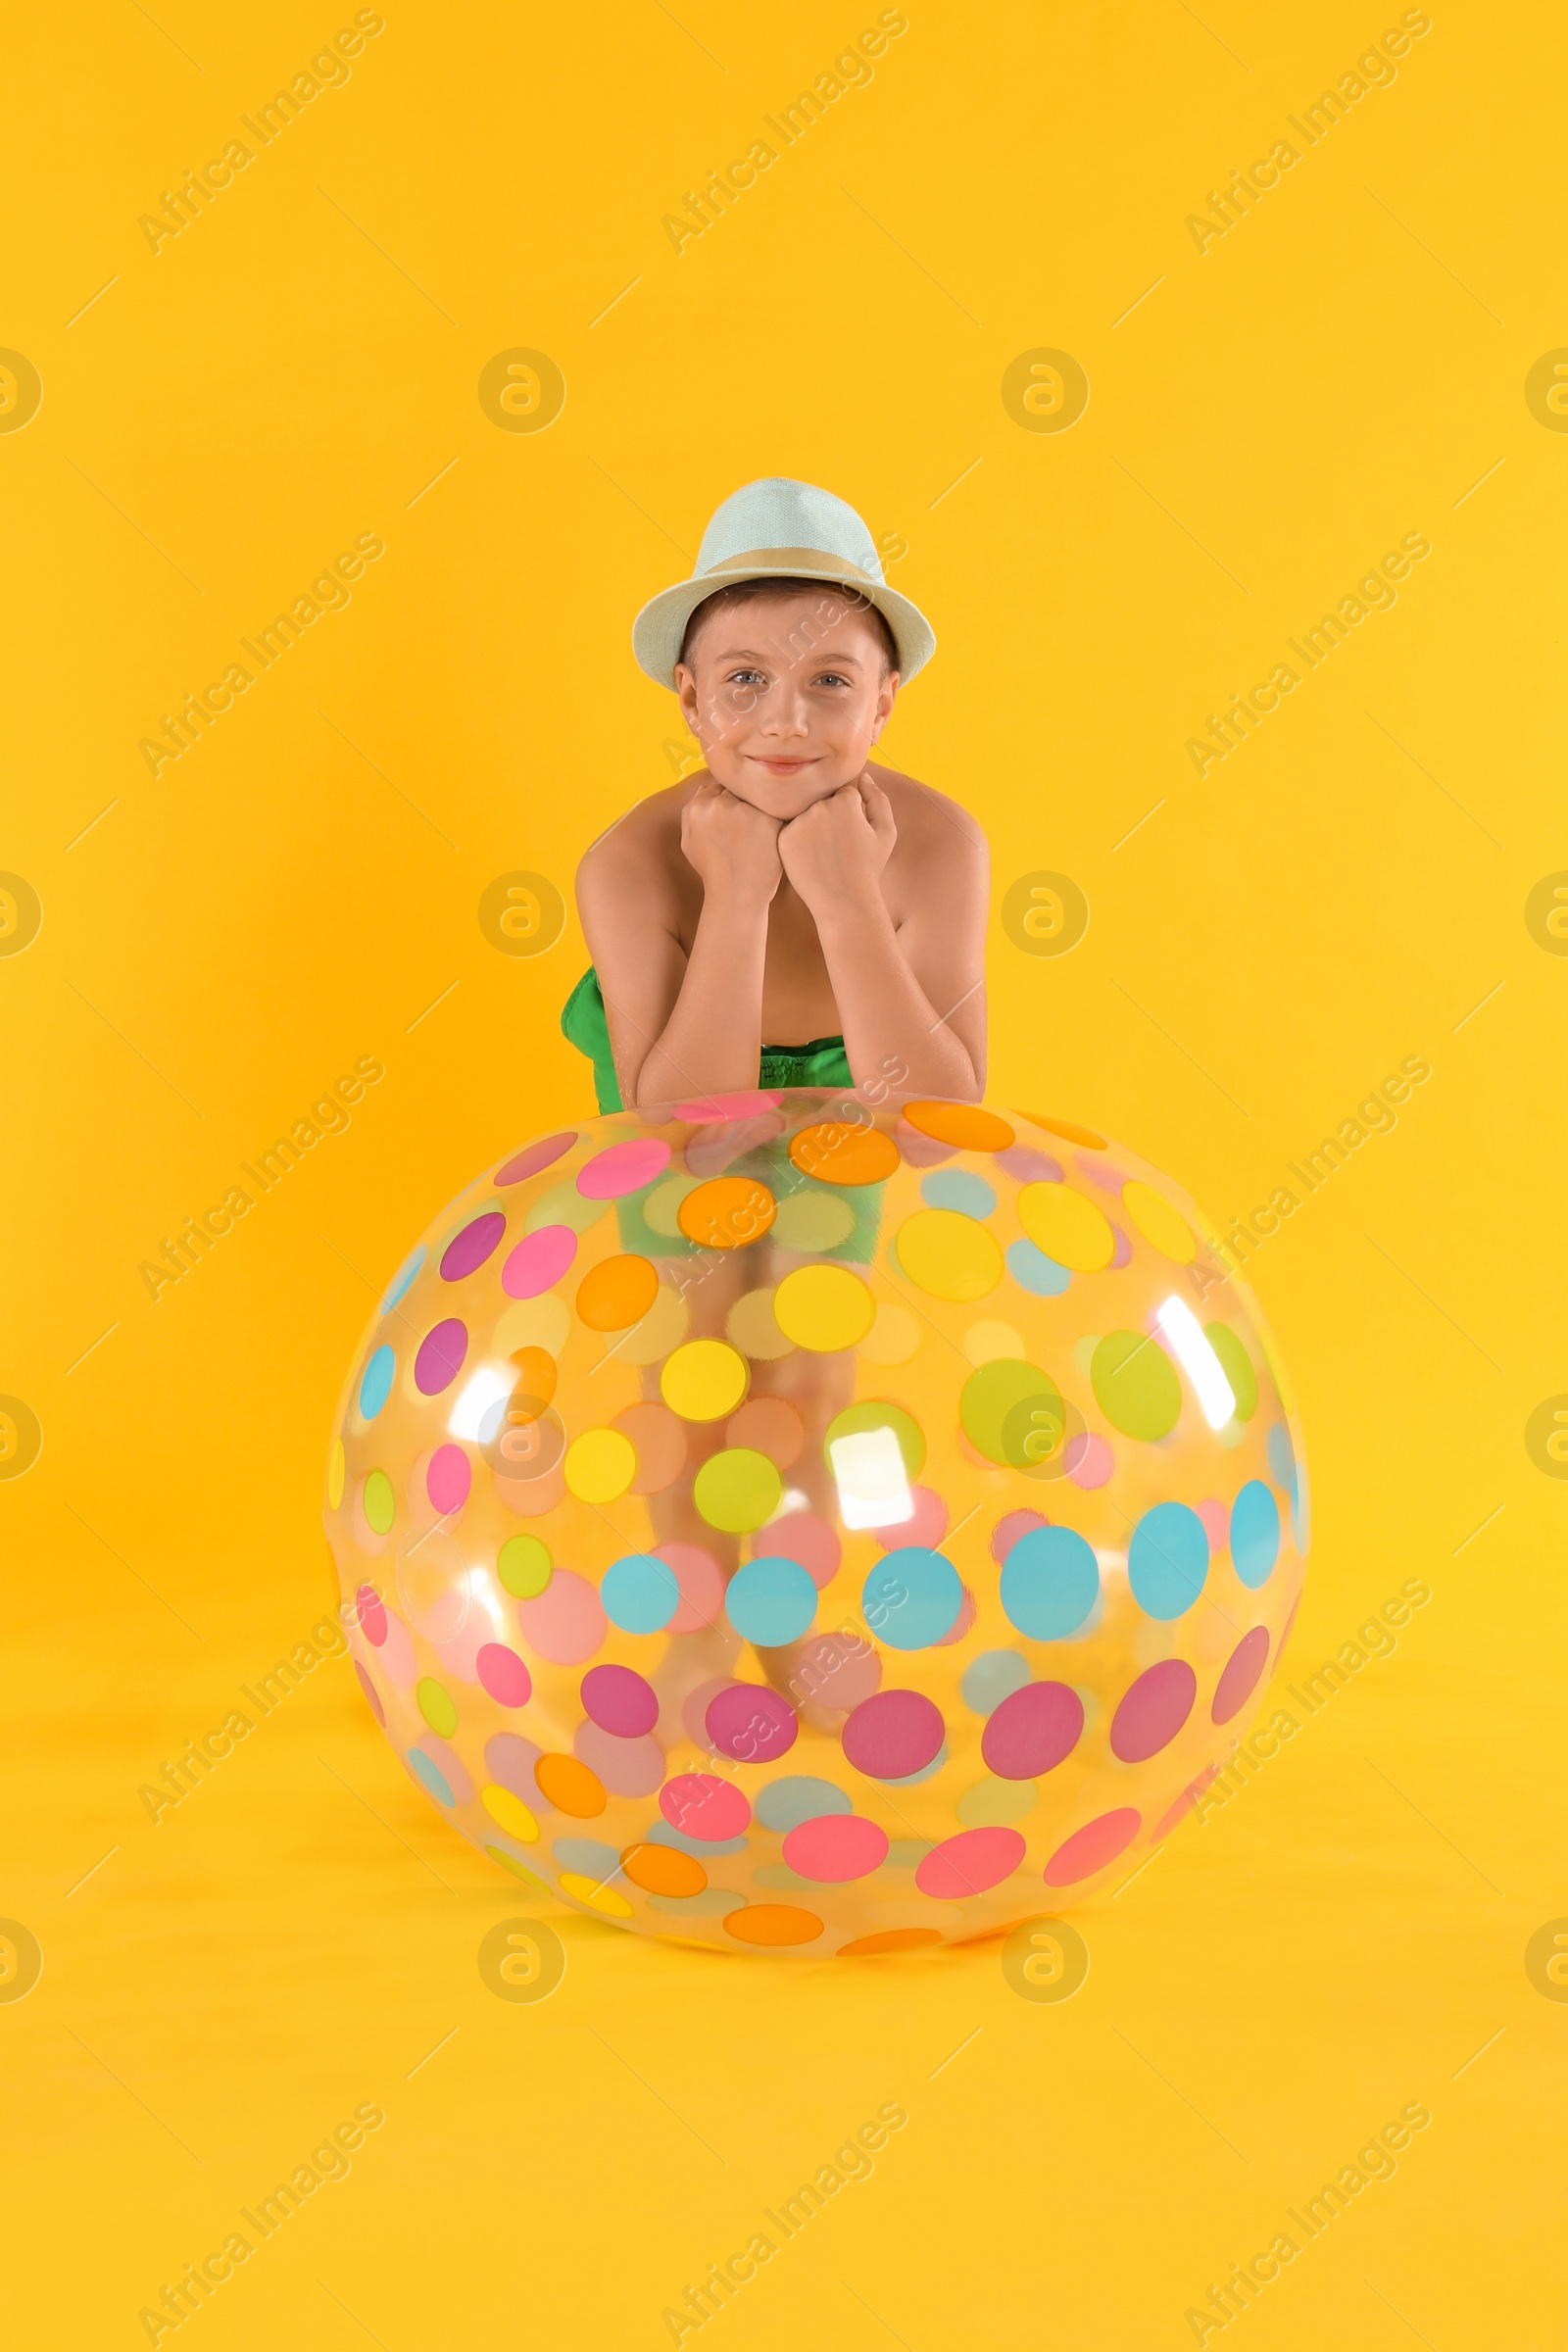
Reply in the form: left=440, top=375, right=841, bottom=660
left=4, top=1, right=1562, bottom=2343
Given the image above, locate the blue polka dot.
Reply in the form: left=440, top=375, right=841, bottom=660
left=756, top=1777, right=852, bottom=1833
left=920, top=1168, right=997, bottom=1218
left=407, top=1748, right=454, bottom=1805
left=645, top=1820, right=748, bottom=1859
left=1266, top=1422, right=1295, bottom=1487
left=1006, top=1238, right=1071, bottom=1296
left=862, top=1547, right=963, bottom=1649
left=381, top=1246, right=424, bottom=1312
left=961, top=1648, right=1034, bottom=1713
left=1129, top=1501, right=1209, bottom=1619
left=877, top=1741, right=949, bottom=1787
left=1231, top=1481, right=1280, bottom=1588
left=725, top=1557, right=817, bottom=1646
left=602, top=1551, right=679, bottom=1634
left=1000, top=1527, right=1099, bottom=1640
left=552, top=1837, right=619, bottom=1877
left=358, top=1344, right=395, bottom=1421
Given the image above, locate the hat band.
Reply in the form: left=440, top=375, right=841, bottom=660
left=697, top=545, right=880, bottom=591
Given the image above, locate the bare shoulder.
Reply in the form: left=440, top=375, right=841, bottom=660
left=575, top=779, right=700, bottom=906
left=869, top=763, right=989, bottom=863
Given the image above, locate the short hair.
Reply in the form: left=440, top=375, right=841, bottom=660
left=678, top=575, right=899, bottom=675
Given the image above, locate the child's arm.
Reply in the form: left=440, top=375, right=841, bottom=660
left=578, top=785, right=783, bottom=1108
left=779, top=775, right=988, bottom=1101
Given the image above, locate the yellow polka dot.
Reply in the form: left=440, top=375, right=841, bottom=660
left=559, top=1871, right=635, bottom=1918
left=494, top=1294, right=570, bottom=1358
left=661, top=1338, right=751, bottom=1420
left=1122, top=1180, right=1196, bottom=1263
left=956, top=1776, right=1037, bottom=1827
left=327, top=1438, right=345, bottom=1509
left=1017, top=1182, right=1115, bottom=1271
left=481, top=1784, right=539, bottom=1841
left=725, top=1287, right=795, bottom=1361
left=694, top=1446, right=782, bottom=1532
left=895, top=1208, right=1004, bottom=1301
left=773, top=1264, right=876, bottom=1351
left=771, top=1189, right=857, bottom=1251
left=524, top=1180, right=607, bottom=1237
left=564, top=1427, right=637, bottom=1501
left=363, top=1469, right=395, bottom=1534
left=963, top=1318, right=1025, bottom=1366
left=484, top=1847, right=550, bottom=1890
left=1259, top=1323, right=1297, bottom=1415
left=858, top=1300, right=921, bottom=1365
left=615, top=1283, right=691, bottom=1366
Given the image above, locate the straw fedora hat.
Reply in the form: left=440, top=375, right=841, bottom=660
left=631, top=476, right=936, bottom=688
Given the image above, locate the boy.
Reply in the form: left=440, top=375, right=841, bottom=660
left=564, top=476, right=988, bottom=1110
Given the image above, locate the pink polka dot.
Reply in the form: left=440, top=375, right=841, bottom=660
left=916, top=1827, right=1025, bottom=1898
left=686, top=1111, right=787, bottom=1175
left=378, top=1611, right=416, bottom=1690
left=893, top=1120, right=955, bottom=1168
left=660, top=1772, right=751, bottom=1842
left=842, top=1690, right=944, bottom=1781
left=992, top=1508, right=1048, bottom=1564
left=981, top=1681, right=1083, bottom=1780
left=1066, top=1432, right=1113, bottom=1490
left=415, top=1318, right=467, bottom=1396
left=1110, top=1660, right=1197, bottom=1761
left=484, top=1732, right=542, bottom=1798
left=1044, top=1807, right=1141, bottom=1886
left=1077, top=1154, right=1129, bottom=1195
left=440, top=1210, right=506, bottom=1281
left=426, top=1445, right=471, bottom=1515
left=476, top=1642, right=532, bottom=1707
left=798, top=1632, right=881, bottom=1711
left=582, top=1662, right=659, bottom=1738
left=576, top=1138, right=671, bottom=1199
left=574, top=1719, right=664, bottom=1797
left=431, top=1605, right=495, bottom=1683
left=934, top=1587, right=976, bottom=1647
left=356, top=1585, right=387, bottom=1645
left=1211, top=1626, right=1269, bottom=1725
left=501, top=1225, right=577, bottom=1298
left=871, top=1484, right=948, bottom=1548
left=705, top=1682, right=798, bottom=1764
left=997, top=1147, right=1063, bottom=1184
left=517, top=1568, right=606, bottom=1665
left=762, top=1513, right=841, bottom=1590
left=354, top=1661, right=384, bottom=1725
left=784, top=1814, right=888, bottom=1883
left=659, top=1543, right=726, bottom=1632
left=496, top=1132, right=576, bottom=1186
left=416, top=1737, right=473, bottom=1807
left=683, top=1677, right=734, bottom=1752
left=674, top=1091, right=784, bottom=1122
left=1108, top=1222, right=1132, bottom=1268
left=1152, top=1768, right=1219, bottom=1841
left=1197, top=1496, right=1230, bottom=1554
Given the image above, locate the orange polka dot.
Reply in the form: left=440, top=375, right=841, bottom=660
left=903, top=1102, right=1016, bottom=1152
left=723, top=1396, right=805, bottom=1468
left=724, top=1903, right=823, bottom=1947
left=533, top=1753, right=606, bottom=1817
left=676, top=1176, right=777, bottom=1249
left=837, top=1928, right=946, bottom=1956
left=788, top=1122, right=901, bottom=1186
left=612, top=1399, right=688, bottom=1494
left=620, top=1842, right=707, bottom=1896
left=506, top=1347, right=557, bottom=1420
left=1015, top=1110, right=1107, bottom=1150
left=576, top=1252, right=661, bottom=1331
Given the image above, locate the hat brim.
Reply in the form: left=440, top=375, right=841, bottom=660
left=632, top=562, right=935, bottom=689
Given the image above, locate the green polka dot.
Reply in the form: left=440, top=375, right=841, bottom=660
left=484, top=1845, right=550, bottom=1892
left=498, top=1533, right=552, bottom=1597
left=1203, top=1323, right=1257, bottom=1422
left=694, top=1446, right=782, bottom=1533
left=772, top=1189, right=857, bottom=1250
left=824, top=1398, right=926, bottom=1480
left=416, top=1676, right=457, bottom=1737
left=523, top=1180, right=606, bottom=1237
left=1091, top=1330, right=1182, bottom=1440
left=363, top=1469, right=395, bottom=1535
left=959, top=1359, right=1062, bottom=1466
left=643, top=1174, right=702, bottom=1237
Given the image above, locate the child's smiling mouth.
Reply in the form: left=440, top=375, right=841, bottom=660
left=749, top=755, right=819, bottom=773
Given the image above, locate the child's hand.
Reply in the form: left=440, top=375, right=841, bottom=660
left=777, top=776, right=897, bottom=915
left=680, top=781, right=783, bottom=906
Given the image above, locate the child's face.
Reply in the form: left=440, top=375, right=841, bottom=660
left=674, top=589, right=899, bottom=818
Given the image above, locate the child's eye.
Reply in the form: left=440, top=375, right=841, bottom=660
left=812, top=671, right=851, bottom=688
left=726, top=668, right=766, bottom=687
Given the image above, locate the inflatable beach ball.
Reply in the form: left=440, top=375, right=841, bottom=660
left=323, top=1093, right=1306, bottom=1956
